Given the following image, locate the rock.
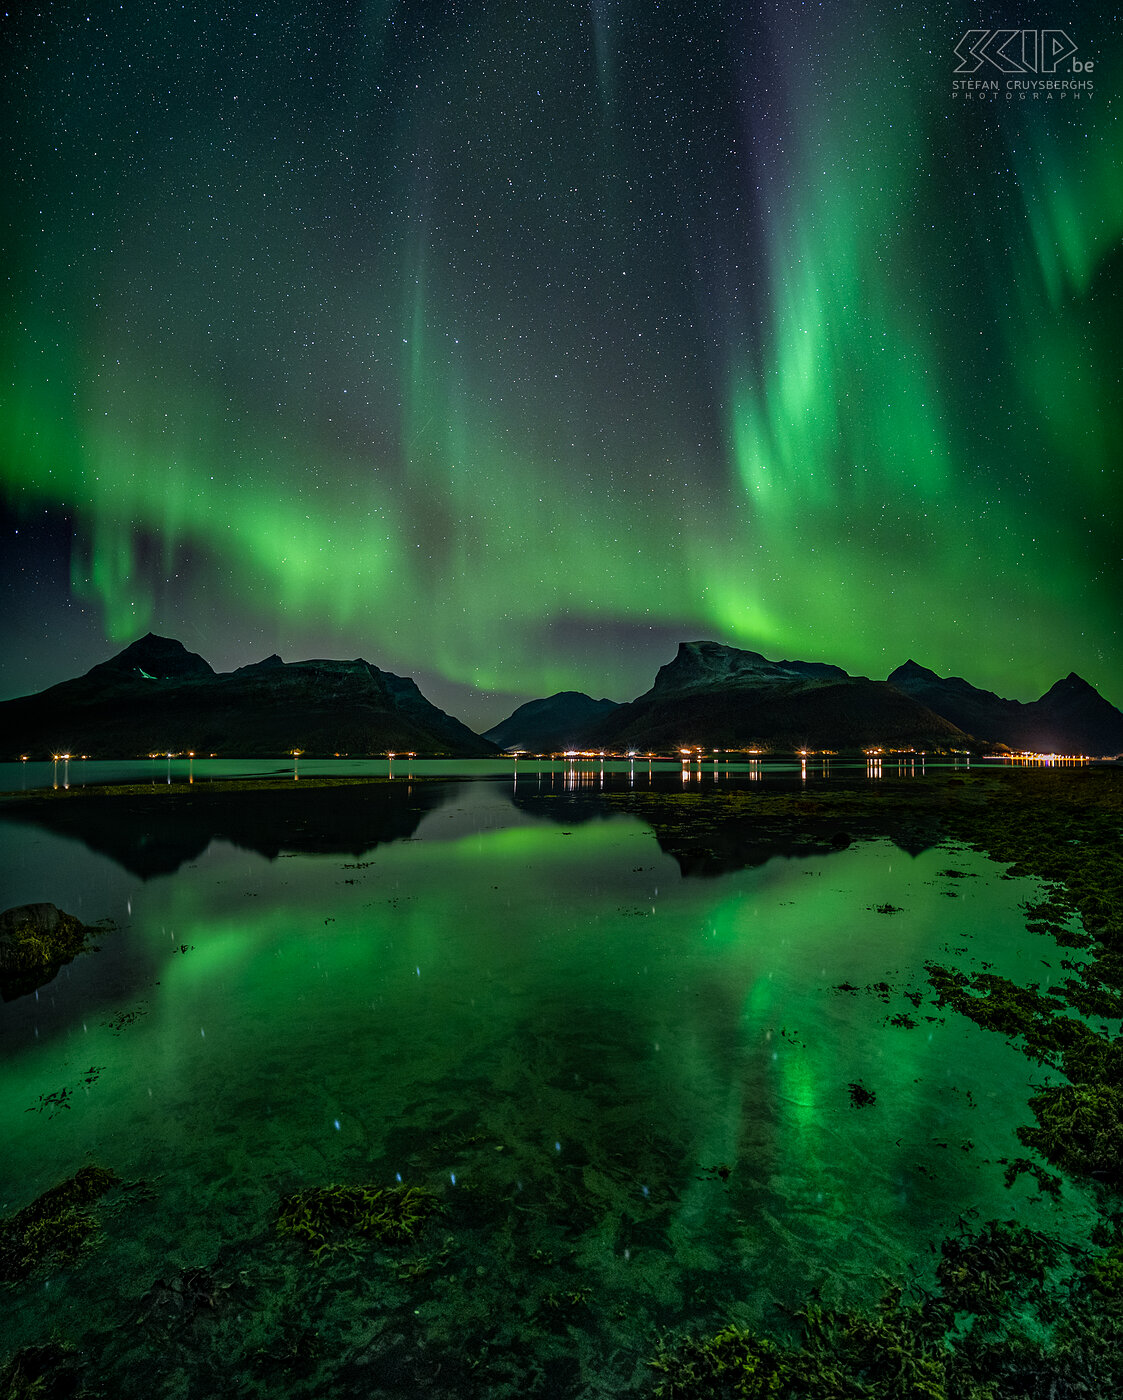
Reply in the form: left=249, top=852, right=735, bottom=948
left=0, top=902, right=69, bottom=941
left=0, top=902, right=95, bottom=999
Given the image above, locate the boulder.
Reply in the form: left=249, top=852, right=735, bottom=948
left=0, top=902, right=95, bottom=999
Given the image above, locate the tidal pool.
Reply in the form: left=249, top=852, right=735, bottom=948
left=0, top=774, right=1092, bottom=1396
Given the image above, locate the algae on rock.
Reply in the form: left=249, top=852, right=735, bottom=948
left=0, top=1166, right=120, bottom=1283
left=0, top=903, right=110, bottom=1000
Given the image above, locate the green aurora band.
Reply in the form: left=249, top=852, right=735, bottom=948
left=1, top=2, right=1119, bottom=711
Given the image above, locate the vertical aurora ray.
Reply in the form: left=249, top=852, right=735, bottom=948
left=0, top=1, right=1118, bottom=709
left=1017, top=124, right=1123, bottom=308
left=590, top=0, right=618, bottom=121
left=709, top=8, right=1121, bottom=688
left=1004, top=115, right=1123, bottom=499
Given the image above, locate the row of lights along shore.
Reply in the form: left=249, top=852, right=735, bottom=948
left=20, top=748, right=1094, bottom=763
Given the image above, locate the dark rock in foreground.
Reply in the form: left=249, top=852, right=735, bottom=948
left=0, top=902, right=101, bottom=1000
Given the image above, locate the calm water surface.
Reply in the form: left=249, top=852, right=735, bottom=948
left=0, top=769, right=1092, bottom=1396
left=1, top=752, right=980, bottom=793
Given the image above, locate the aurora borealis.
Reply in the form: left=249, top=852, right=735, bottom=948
left=1, top=2, right=1120, bottom=727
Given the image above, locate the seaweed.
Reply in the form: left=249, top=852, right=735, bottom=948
left=999, top=1157, right=1062, bottom=1199
left=651, top=1224, right=1066, bottom=1400
left=936, top=1220, right=1058, bottom=1318
left=650, top=1293, right=950, bottom=1399
left=541, top=1287, right=591, bottom=1319
left=276, top=1182, right=439, bottom=1258
left=924, top=957, right=1123, bottom=1185
left=1017, top=1082, right=1123, bottom=1187
left=0, top=1341, right=84, bottom=1400
left=648, top=769, right=1123, bottom=1400
left=0, top=1167, right=120, bottom=1284
left=1058, top=978, right=1123, bottom=1020
left=0, top=904, right=112, bottom=1000
left=925, top=966, right=1123, bottom=1083
left=648, top=1325, right=792, bottom=1399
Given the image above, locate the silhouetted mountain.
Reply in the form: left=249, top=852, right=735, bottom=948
left=582, top=642, right=973, bottom=753
left=650, top=641, right=850, bottom=693
left=483, top=691, right=621, bottom=751
left=7, top=636, right=1117, bottom=761
left=88, top=632, right=215, bottom=682
left=0, top=636, right=497, bottom=759
left=234, top=653, right=285, bottom=674
left=888, top=661, right=1123, bottom=755
left=887, top=661, right=1008, bottom=737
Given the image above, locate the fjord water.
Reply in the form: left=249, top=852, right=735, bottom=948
left=0, top=771, right=1089, bottom=1395
left=0, top=752, right=977, bottom=794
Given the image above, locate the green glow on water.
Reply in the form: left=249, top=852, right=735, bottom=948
left=0, top=786, right=1096, bottom=1392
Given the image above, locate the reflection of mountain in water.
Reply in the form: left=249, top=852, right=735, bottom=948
left=1, top=780, right=450, bottom=879
left=5, top=771, right=949, bottom=883
left=505, top=781, right=943, bottom=877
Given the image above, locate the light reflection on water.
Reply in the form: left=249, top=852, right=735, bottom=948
left=0, top=753, right=984, bottom=795
left=0, top=776, right=1091, bottom=1396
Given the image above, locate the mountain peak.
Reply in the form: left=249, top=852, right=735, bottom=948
left=651, top=640, right=847, bottom=694
left=6, top=636, right=496, bottom=757
left=652, top=641, right=771, bottom=693
left=1040, top=672, right=1100, bottom=701
left=93, top=634, right=214, bottom=681
left=482, top=691, right=621, bottom=750
left=232, top=653, right=285, bottom=676
left=889, top=659, right=940, bottom=682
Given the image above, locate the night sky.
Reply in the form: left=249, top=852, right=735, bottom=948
left=2, top=2, right=1120, bottom=730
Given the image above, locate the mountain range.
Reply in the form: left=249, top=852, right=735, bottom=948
left=570, top=641, right=970, bottom=753
left=0, top=634, right=495, bottom=759
left=887, top=660, right=1123, bottom=757
left=1, top=635, right=1120, bottom=760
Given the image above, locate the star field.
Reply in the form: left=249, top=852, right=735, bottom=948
left=1, top=2, right=1120, bottom=728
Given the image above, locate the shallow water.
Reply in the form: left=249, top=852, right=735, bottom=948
left=0, top=776, right=1092, bottom=1395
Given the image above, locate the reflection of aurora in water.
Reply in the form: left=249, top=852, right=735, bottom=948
left=1, top=5, right=1120, bottom=722
left=0, top=779, right=1095, bottom=1395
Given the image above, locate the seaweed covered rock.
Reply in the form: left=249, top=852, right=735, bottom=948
left=936, top=1219, right=1059, bottom=1317
left=1019, top=1082, right=1123, bottom=1186
left=0, top=1341, right=84, bottom=1399
left=648, top=1212, right=1123, bottom=1400
left=650, top=1295, right=950, bottom=1399
left=0, top=1166, right=120, bottom=1283
left=649, top=1326, right=792, bottom=1398
left=0, top=903, right=102, bottom=1000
